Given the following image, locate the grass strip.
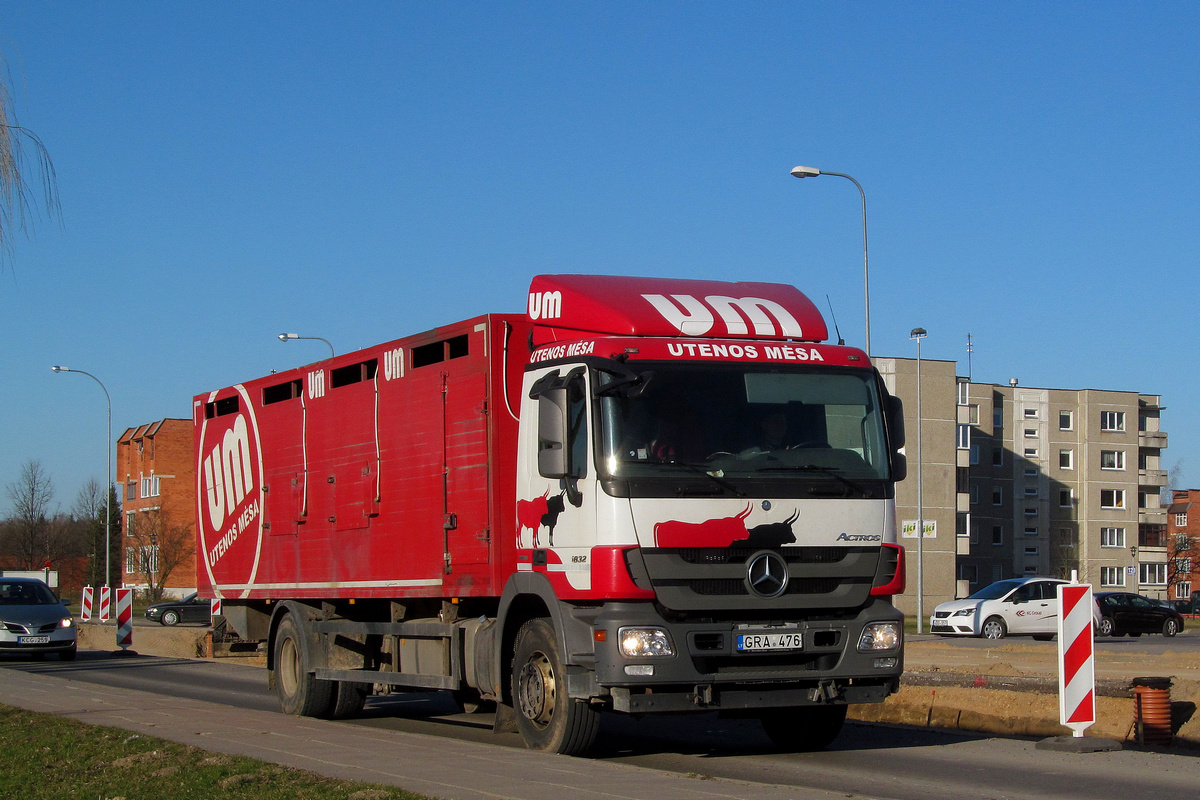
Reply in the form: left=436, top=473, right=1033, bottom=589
left=0, top=703, right=435, bottom=800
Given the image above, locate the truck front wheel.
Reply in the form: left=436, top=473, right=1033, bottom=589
left=511, top=618, right=600, bottom=755
left=274, top=614, right=335, bottom=717
left=760, top=705, right=847, bottom=751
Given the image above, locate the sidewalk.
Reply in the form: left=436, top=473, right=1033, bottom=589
left=0, top=666, right=857, bottom=800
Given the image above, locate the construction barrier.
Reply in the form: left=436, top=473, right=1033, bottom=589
left=1056, top=578, right=1096, bottom=736
left=210, top=597, right=222, bottom=617
left=98, top=585, right=111, bottom=622
left=115, top=588, right=133, bottom=650
left=80, top=586, right=93, bottom=622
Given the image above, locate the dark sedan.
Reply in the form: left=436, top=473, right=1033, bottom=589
left=145, top=592, right=211, bottom=626
left=1095, top=591, right=1184, bottom=637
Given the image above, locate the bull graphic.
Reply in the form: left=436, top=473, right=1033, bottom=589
left=516, top=489, right=567, bottom=548
left=653, top=505, right=799, bottom=548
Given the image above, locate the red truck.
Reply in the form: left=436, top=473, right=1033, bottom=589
left=194, top=274, right=907, bottom=754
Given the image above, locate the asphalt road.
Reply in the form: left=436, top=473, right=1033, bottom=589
left=5, top=648, right=1200, bottom=800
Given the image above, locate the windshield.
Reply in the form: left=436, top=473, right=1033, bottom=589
left=967, top=579, right=1023, bottom=601
left=0, top=580, right=58, bottom=605
left=597, top=362, right=892, bottom=488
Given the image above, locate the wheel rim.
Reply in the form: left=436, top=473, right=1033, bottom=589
left=516, top=649, right=556, bottom=730
left=1100, top=619, right=1113, bottom=635
left=164, top=612, right=178, bottom=625
left=1167, top=620, right=1178, bottom=635
left=983, top=621, right=1002, bottom=639
left=279, top=636, right=300, bottom=699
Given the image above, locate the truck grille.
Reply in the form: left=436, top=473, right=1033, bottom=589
left=641, top=546, right=880, bottom=612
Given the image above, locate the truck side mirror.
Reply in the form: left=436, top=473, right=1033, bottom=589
left=537, top=387, right=570, bottom=479
left=886, top=395, right=907, bottom=481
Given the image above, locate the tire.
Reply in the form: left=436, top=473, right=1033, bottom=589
left=1099, top=617, right=1116, bottom=637
left=330, top=681, right=370, bottom=718
left=981, top=616, right=1007, bottom=640
left=760, top=705, right=848, bottom=751
left=511, top=618, right=600, bottom=755
left=273, top=613, right=336, bottom=717
left=1163, top=618, right=1179, bottom=637
left=1128, top=632, right=1142, bottom=638
left=1032, top=634, right=1054, bottom=642
left=161, top=610, right=179, bottom=627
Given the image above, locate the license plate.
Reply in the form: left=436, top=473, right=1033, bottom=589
left=18, top=636, right=50, bottom=645
left=737, top=632, right=803, bottom=652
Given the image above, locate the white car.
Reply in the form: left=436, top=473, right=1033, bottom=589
left=930, top=577, right=1100, bottom=640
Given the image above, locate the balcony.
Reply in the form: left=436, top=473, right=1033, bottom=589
left=1139, top=431, right=1168, bottom=449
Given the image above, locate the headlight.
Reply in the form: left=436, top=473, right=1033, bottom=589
left=952, top=607, right=976, bottom=617
left=60, top=617, right=74, bottom=628
left=618, top=627, right=675, bottom=657
left=858, top=621, right=901, bottom=652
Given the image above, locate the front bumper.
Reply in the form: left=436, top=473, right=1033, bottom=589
left=589, top=599, right=903, bottom=713
left=0, top=625, right=77, bottom=656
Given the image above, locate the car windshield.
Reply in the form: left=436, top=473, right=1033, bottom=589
left=0, top=580, right=58, bottom=605
left=596, top=362, right=892, bottom=485
left=967, top=579, right=1024, bottom=601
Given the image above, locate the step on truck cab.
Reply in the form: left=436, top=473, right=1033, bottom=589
left=195, top=274, right=907, bottom=755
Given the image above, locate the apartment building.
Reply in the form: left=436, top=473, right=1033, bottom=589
left=1167, top=490, right=1199, bottom=603
left=954, top=382, right=1168, bottom=598
left=116, top=418, right=197, bottom=598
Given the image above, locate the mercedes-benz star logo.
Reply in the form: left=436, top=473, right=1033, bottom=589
left=745, top=551, right=789, bottom=598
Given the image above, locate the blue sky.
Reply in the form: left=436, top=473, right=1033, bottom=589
left=1, top=3, right=1197, bottom=515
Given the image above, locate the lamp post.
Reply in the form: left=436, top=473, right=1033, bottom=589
left=909, top=328, right=927, bottom=633
left=278, top=333, right=335, bottom=359
left=790, top=165, right=871, bottom=356
left=51, top=366, right=112, bottom=589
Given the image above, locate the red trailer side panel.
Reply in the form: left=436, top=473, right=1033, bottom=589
left=195, top=314, right=530, bottom=601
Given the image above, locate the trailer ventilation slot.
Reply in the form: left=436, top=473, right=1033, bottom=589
left=331, top=359, right=379, bottom=388
left=263, top=379, right=303, bottom=405
left=412, top=334, right=470, bottom=368
left=205, top=396, right=240, bottom=419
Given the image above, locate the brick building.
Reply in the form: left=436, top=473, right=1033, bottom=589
left=1167, top=489, right=1200, bottom=604
left=116, top=419, right=196, bottom=598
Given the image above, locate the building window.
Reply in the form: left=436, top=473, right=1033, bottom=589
left=992, top=487, right=1003, bottom=506
left=125, top=512, right=136, bottom=538
left=1100, top=450, right=1125, bottom=471
left=1059, top=410, right=1073, bottom=430
left=970, top=444, right=980, bottom=465
left=960, top=563, right=978, bottom=583
left=1025, top=507, right=1038, bottom=517
left=1024, top=546, right=1039, bottom=556
left=1059, top=450, right=1073, bottom=470
left=957, top=424, right=971, bottom=450
left=992, top=525, right=1003, bottom=545
left=970, top=485, right=979, bottom=505
left=1024, top=408, right=1038, bottom=419
left=1176, top=582, right=1192, bottom=601
left=1175, top=557, right=1191, bottom=574
left=1176, top=513, right=1188, bottom=528
left=992, top=448, right=1003, bottom=467
left=1024, top=486, right=1039, bottom=498
left=1024, top=428, right=1038, bottom=438
left=1023, top=467, right=1038, bottom=478
left=124, top=547, right=136, bottom=575
left=1059, top=489, right=1073, bottom=507
left=125, top=481, right=137, bottom=501
left=1024, top=526, right=1039, bottom=536
left=967, top=404, right=979, bottom=425
left=1140, top=563, right=1167, bottom=586
left=993, top=406, right=1003, bottom=429
left=957, top=380, right=969, bottom=406
left=1101, top=527, right=1126, bottom=548
left=1176, top=533, right=1191, bottom=550
left=1101, top=566, right=1125, bottom=587
left=1101, top=411, right=1125, bottom=432
left=1101, top=489, right=1126, bottom=509
left=1024, top=448, right=1039, bottom=458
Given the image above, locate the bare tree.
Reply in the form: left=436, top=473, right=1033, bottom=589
left=72, top=478, right=106, bottom=586
left=126, top=508, right=193, bottom=601
left=1, top=56, right=61, bottom=269
left=4, top=459, right=54, bottom=569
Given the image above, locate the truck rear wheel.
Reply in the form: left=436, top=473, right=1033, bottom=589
left=511, top=618, right=600, bottom=755
left=274, top=614, right=335, bottom=717
left=760, top=705, right=847, bottom=751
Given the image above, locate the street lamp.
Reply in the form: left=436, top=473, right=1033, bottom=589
left=790, top=165, right=871, bottom=356
left=51, top=366, right=112, bottom=589
left=277, top=333, right=335, bottom=359
left=909, top=328, right=928, bottom=633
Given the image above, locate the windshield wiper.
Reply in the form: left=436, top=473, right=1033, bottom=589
left=754, top=464, right=870, bottom=495
left=644, top=458, right=746, bottom=497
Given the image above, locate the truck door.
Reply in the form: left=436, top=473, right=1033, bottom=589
left=443, top=370, right=490, bottom=567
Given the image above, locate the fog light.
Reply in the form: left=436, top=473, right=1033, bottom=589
left=873, top=657, right=898, bottom=669
left=624, top=664, right=655, bottom=676
left=618, top=627, right=675, bottom=657
left=858, top=621, right=901, bottom=652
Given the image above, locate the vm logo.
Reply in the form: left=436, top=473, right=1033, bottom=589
left=642, top=294, right=804, bottom=338
left=528, top=290, right=562, bottom=321
left=202, top=414, right=255, bottom=530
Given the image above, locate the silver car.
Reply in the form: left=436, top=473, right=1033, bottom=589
left=0, top=577, right=77, bottom=660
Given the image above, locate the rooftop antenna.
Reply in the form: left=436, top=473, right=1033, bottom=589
left=966, top=332, right=974, bottom=381
left=825, top=295, right=845, bottom=346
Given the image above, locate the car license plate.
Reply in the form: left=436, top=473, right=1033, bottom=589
left=737, top=631, right=803, bottom=652
left=18, top=636, right=50, bottom=645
